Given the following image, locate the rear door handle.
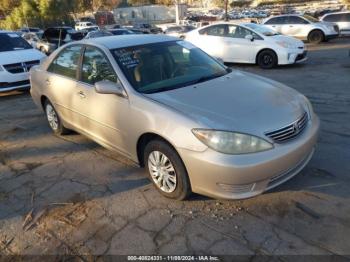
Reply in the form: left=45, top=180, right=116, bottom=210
left=46, top=79, right=51, bottom=86
left=78, top=91, right=86, bottom=99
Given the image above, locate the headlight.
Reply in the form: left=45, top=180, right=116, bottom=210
left=192, top=129, right=273, bottom=155
left=276, top=41, right=293, bottom=49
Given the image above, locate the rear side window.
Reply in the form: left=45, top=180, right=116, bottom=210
left=199, top=25, right=226, bottom=36
left=81, top=46, right=117, bottom=85
left=288, top=16, right=309, bottom=24
left=265, top=17, right=287, bottom=24
left=48, top=45, right=82, bottom=79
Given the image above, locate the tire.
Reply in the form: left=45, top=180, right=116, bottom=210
left=44, top=100, right=69, bottom=135
left=308, top=30, right=324, bottom=44
left=144, top=139, right=191, bottom=200
left=257, top=50, right=277, bottom=69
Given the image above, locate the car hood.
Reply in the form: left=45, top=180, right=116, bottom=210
left=0, top=48, right=45, bottom=65
left=145, top=71, right=306, bottom=136
left=270, top=34, right=304, bottom=47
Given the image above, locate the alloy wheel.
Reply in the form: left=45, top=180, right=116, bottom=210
left=46, top=104, right=59, bottom=131
left=148, top=151, right=177, bottom=193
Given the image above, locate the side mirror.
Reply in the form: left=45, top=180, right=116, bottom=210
left=245, top=34, right=254, bottom=41
left=94, top=80, right=127, bottom=97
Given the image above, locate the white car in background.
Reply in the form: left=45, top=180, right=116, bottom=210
left=262, top=14, right=339, bottom=44
left=0, top=31, right=45, bottom=92
left=320, top=12, right=350, bottom=36
left=75, top=22, right=99, bottom=31
left=185, top=23, right=307, bottom=69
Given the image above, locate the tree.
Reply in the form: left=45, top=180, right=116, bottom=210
left=127, top=0, right=155, bottom=6
left=0, top=0, right=21, bottom=17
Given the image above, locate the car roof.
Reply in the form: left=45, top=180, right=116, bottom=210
left=80, top=34, right=177, bottom=49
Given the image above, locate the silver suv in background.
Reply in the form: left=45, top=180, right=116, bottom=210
left=320, top=12, right=350, bottom=36
left=263, top=14, right=339, bottom=44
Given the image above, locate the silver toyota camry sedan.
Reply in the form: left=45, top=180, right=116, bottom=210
left=30, top=35, right=319, bottom=200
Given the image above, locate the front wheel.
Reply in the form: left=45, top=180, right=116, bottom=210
left=257, top=50, right=277, bottom=69
left=44, top=100, right=69, bottom=135
left=308, top=30, right=324, bottom=44
left=144, top=139, right=191, bottom=200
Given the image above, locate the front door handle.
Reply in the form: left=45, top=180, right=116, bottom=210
left=78, top=91, right=86, bottom=99
left=46, top=79, right=51, bottom=86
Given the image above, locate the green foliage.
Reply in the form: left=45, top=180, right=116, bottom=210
left=0, top=0, right=123, bottom=30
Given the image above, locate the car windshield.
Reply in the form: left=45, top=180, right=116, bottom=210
left=245, top=24, right=279, bottom=36
left=111, top=41, right=229, bottom=94
left=0, top=33, right=32, bottom=52
left=302, top=14, right=319, bottom=23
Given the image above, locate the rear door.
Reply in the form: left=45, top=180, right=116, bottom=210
left=282, top=16, right=310, bottom=38
left=46, top=45, right=83, bottom=127
left=190, top=24, right=227, bottom=60
left=264, top=16, right=286, bottom=33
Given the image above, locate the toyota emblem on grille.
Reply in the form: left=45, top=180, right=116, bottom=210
left=22, top=63, right=28, bottom=72
left=293, top=122, right=300, bottom=134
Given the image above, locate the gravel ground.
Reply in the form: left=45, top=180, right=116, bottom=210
left=0, top=38, right=349, bottom=259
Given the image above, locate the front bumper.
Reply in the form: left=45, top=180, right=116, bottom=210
left=325, top=33, right=339, bottom=40
left=178, top=115, right=320, bottom=199
left=0, top=71, right=30, bottom=92
left=279, top=48, right=308, bottom=65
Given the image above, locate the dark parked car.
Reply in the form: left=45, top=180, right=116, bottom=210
left=38, top=27, right=85, bottom=54
left=108, top=29, right=135, bottom=35
left=133, top=23, right=163, bottom=34
left=164, top=25, right=196, bottom=38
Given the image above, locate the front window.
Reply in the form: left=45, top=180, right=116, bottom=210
left=0, top=33, right=32, bottom=52
left=111, top=41, right=229, bottom=94
left=81, top=46, right=118, bottom=85
left=302, top=14, right=319, bottom=23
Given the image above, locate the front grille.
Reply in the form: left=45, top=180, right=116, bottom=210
left=3, top=60, right=40, bottom=74
left=217, top=183, right=255, bottom=194
left=265, top=112, right=308, bottom=143
left=296, top=51, right=307, bottom=61
left=0, top=80, right=30, bottom=89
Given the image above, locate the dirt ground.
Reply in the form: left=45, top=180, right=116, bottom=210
left=0, top=38, right=350, bottom=259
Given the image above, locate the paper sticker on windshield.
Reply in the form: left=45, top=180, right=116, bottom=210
left=177, top=41, right=196, bottom=50
left=114, top=49, right=140, bottom=68
left=8, top=33, right=19, bottom=38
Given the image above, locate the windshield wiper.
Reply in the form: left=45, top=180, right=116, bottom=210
left=188, top=72, right=227, bottom=86
left=142, top=72, right=228, bottom=94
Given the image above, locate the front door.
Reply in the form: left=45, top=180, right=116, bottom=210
left=75, top=46, right=130, bottom=155
left=224, top=25, right=261, bottom=63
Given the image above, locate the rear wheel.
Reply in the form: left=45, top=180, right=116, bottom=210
left=257, top=50, right=277, bottom=69
left=44, top=100, right=69, bottom=135
left=308, top=30, right=324, bottom=44
left=144, top=139, right=191, bottom=200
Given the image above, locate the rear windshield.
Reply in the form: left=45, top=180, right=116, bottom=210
left=0, top=33, right=32, bottom=52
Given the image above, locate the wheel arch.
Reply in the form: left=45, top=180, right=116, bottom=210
left=307, top=29, right=325, bottom=40
left=40, top=95, right=48, bottom=110
left=256, top=48, right=279, bottom=65
left=136, top=132, right=181, bottom=167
